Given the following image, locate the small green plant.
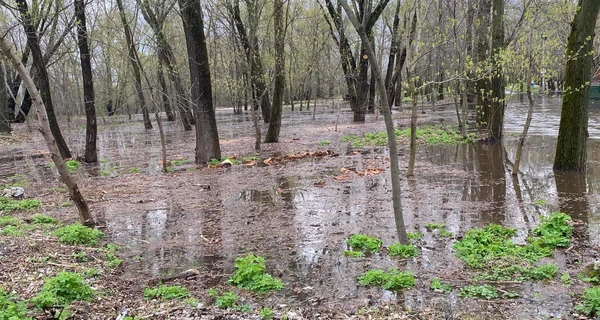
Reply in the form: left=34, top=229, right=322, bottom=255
left=387, top=243, right=420, bottom=258
left=260, top=307, right=274, bottom=320
left=560, top=273, right=571, bottom=285
left=346, top=234, right=383, bottom=254
left=358, top=268, right=415, bottom=291
left=50, top=187, right=68, bottom=193
left=0, top=197, right=41, bottom=211
left=227, top=253, right=284, bottom=294
left=242, top=156, right=260, bottom=162
left=54, top=223, right=105, bottom=246
left=129, top=168, right=141, bottom=174
left=407, top=232, right=423, bottom=240
left=535, top=199, right=547, bottom=206
left=527, top=263, right=558, bottom=280
left=105, top=252, right=123, bottom=268
left=576, top=287, right=600, bottom=316
left=105, top=243, right=120, bottom=252
left=343, top=250, right=364, bottom=257
left=214, top=291, right=238, bottom=309
left=426, top=223, right=445, bottom=231
left=65, top=160, right=81, bottom=172
left=184, top=297, right=200, bottom=307
left=0, top=287, right=29, bottom=319
left=171, top=159, right=191, bottom=166
left=101, top=169, right=110, bottom=177
left=32, top=272, right=94, bottom=308
left=83, top=268, right=100, bottom=278
left=61, top=200, right=73, bottom=207
left=144, top=284, right=190, bottom=301
left=459, top=284, right=499, bottom=299
left=0, top=225, right=24, bottom=236
left=72, top=251, right=89, bottom=262
left=440, top=228, right=453, bottom=237
left=33, top=214, right=58, bottom=224
left=0, top=215, right=21, bottom=226
left=319, top=140, right=331, bottom=146
left=430, top=278, right=452, bottom=293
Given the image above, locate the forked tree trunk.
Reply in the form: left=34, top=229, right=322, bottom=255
left=340, top=1, right=408, bottom=244
left=0, top=38, right=94, bottom=226
left=75, top=0, right=98, bottom=163
left=554, top=0, right=600, bottom=171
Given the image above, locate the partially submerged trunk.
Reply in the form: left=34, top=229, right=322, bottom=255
left=75, top=0, right=98, bottom=163
left=0, top=37, right=94, bottom=226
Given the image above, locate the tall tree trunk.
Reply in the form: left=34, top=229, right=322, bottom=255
left=179, top=0, right=221, bottom=163
left=513, top=34, right=534, bottom=175
left=340, top=1, right=408, bottom=244
left=475, top=0, right=492, bottom=128
left=0, top=63, right=10, bottom=133
left=265, top=0, right=286, bottom=143
left=157, top=62, right=175, bottom=121
left=384, top=0, right=401, bottom=108
left=0, top=37, right=94, bottom=227
left=16, top=0, right=71, bottom=159
left=554, top=0, right=600, bottom=171
left=75, top=0, right=97, bottom=163
left=487, top=0, right=505, bottom=141
left=116, top=0, right=152, bottom=130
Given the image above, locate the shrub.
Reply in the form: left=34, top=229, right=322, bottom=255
left=54, top=223, right=104, bottom=246
left=144, top=285, right=190, bottom=301
left=227, top=253, right=284, bottom=294
left=576, top=287, right=600, bottom=316
left=346, top=234, right=382, bottom=254
left=388, top=243, right=420, bottom=258
left=32, top=272, right=94, bottom=308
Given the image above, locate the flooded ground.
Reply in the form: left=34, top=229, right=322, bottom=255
left=2, top=96, right=600, bottom=318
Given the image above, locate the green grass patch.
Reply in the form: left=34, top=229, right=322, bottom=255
left=208, top=288, right=238, bottom=309
left=171, top=159, right=191, bottom=166
left=407, top=232, right=424, bottom=240
left=260, top=307, right=274, bottom=320
left=430, top=278, right=453, bottom=293
left=33, top=214, right=58, bottom=224
left=0, top=225, right=24, bottom=236
left=129, top=168, right=141, bottom=174
left=388, top=243, right=420, bottom=258
left=426, top=223, right=445, bottom=231
left=227, top=253, right=284, bottom=294
left=144, top=284, right=190, bottom=301
left=54, top=223, right=105, bottom=246
left=0, top=287, right=29, bottom=319
left=357, top=268, right=415, bottom=291
left=65, top=160, right=81, bottom=172
left=346, top=234, right=383, bottom=254
left=576, top=287, right=600, bottom=316
left=0, top=197, right=41, bottom=211
left=32, top=272, right=94, bottom=308
left=343, top=250, right=364, bottom=257
left=459, top=284, right=499, bottom=299
left=0, top=215, right=21, bottom=226
left=341, top=126, right=476, bottom=148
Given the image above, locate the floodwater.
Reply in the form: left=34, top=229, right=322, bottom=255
left=3, top=96, right=600, bottom=318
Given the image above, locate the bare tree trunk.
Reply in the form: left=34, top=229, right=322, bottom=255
left=341, top=1, right=408, bottom=244
left=157, top=62, right=175, bottom=121
left=0, top=37, right=94, bottom=226
left=17, top=0, right=72, bottom=159
left=407, top=83, right=417, bottom=177
left=0, top=63, right=10, bottom=133
left=116, top=0, right=152, bottom=130
left=179, top=0, right=221, bottom=163
left=75, top=0, right=97, bottom=163
left=513, top=34, right=535, bottom=175
left=265, top=0, right=286, bottom=143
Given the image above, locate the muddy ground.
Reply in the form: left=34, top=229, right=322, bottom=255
left=1, top=97, right=600, bottom=319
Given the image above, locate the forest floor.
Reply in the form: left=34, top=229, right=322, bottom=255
left=1, top=100, right=599, bottom=319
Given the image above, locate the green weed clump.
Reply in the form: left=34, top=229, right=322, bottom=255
left=459, top=284, right=499, bottom=299
left=576, top=287, right=600, bottom=316
left=388, top=243, right=420, bottom=258
left=0, top=197, right=41, bottom=211
left=144, top=284, right=190, bottom=301
left=430, top=278, right=453, bottom=293
left=65, top=160, right=81, bottom=172
left=171, top=159, right=190, bottom=166
left=0, top=225, right=24, bottom=236
left=346, top=234, right=383, bottom=254
left=32, top=272, right=94, bottom=308
left=54, top=223, right=105, bottom=246
left=407, top=232, right=424, bottom=240
left=208, top=289, right=238, bottom=309
left=129, top=168, right=141, bottom=174
left=341, top=126, right=475, bottom=148
left=0, top=287, right=29, bottom=319
left=0, top=215, right=21, bottom=226
left=32, top=214, right=58, bottom=224
left=227, top=253, right=284, bottom=294
left=343, top=250, right=364, bottom=257
left=358, top=268, right=415, bottom=291
left=260, top=307, right=274, bottom=320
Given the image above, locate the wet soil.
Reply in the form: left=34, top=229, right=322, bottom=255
left=2, top=97, right=600, bottom=319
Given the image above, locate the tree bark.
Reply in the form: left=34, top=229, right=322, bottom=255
left=75, top=0, right=98, bottom=163
left=554, top=0, right=600, bottom=171
left=487, top=0, right=505, bottom=141
left=0, top=37, right=94, bottom=227
left=157, top=62, right=175, bottom=121
left=265, top=0, right=286, bottom=143
left=513, top=34, right=534, bottom=175
left=340, top=0, right=408, bottom=244
left=116, top=0, right=152, bottom=130
left=475, top=0, right=492, bottom=128
left=17, top=0, right=72, bottom=159
left=0, top=63, right=10, bottom=133
left=179, top=0, right=221, bottom=163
